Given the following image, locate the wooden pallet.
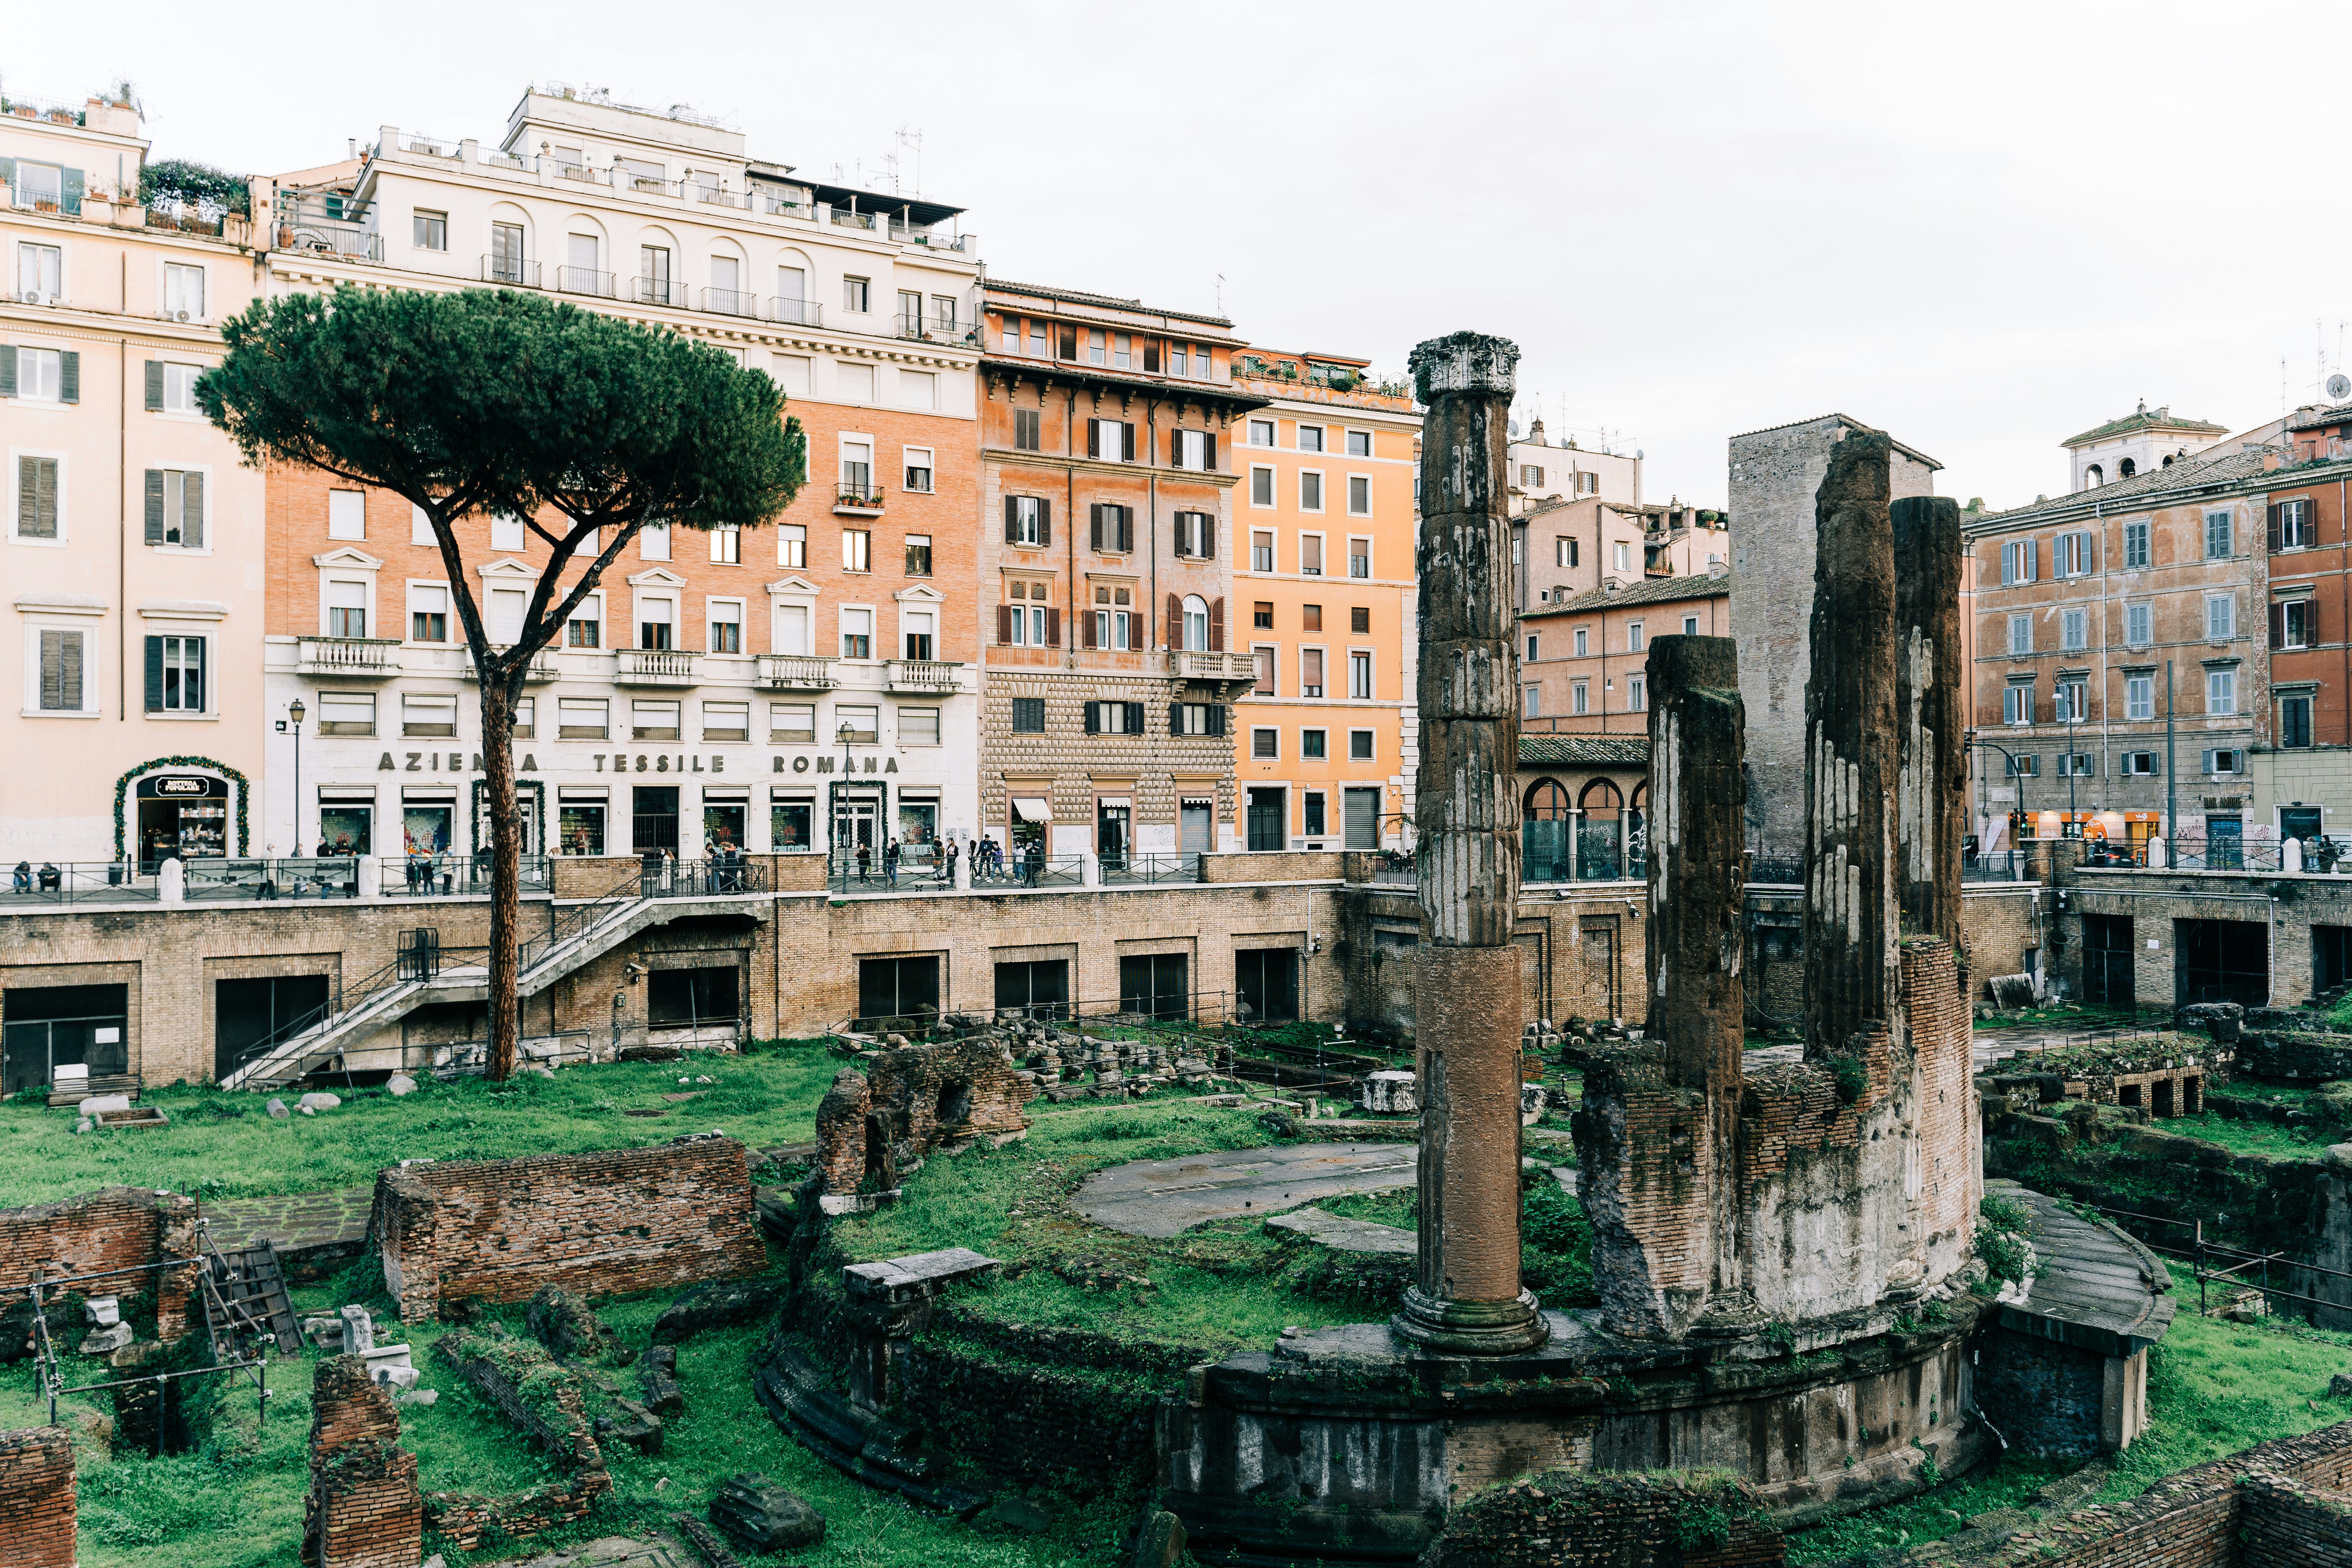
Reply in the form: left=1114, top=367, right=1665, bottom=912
left=45, top=1073, right=140, bottom=1108
left=202, top=1241, right=302, bottom=1359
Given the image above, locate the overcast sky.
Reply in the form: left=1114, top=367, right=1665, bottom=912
left=18, top=2, right=2343, bottom=510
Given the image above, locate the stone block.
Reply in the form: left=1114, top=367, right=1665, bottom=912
left=1359, top=1070, right=1417, bottom=1114
left=596, top=1396, right=664, bottom=1455
left=385, top=1075, right=417, bottom=1097
left=298, top=1092, right=342, bottom=1112
left=710, top=1474, right=825, bottom=1552
left=650, top=1278, right=786, bottom=1345
left=339, top=1305, right=374, bottom=1355
left=842, top=1248, right=1000, bottom=1308
left=80, top=1094, right=131, bottom=1116
left=267, top=1098, right=289, bottom=1120
left=1126, top=1508, right=1187, bottom=1568
left=78, top=1323, right=132, bottom=1355
left=83, top=1296, right=119, bottom=1327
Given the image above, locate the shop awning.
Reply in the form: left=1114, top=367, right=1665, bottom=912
left=1013, top=797, right=1053, bottom=822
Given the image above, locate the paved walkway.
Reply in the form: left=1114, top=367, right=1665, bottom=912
left=1989, top=1178, right=2175, bottom=1353
left=201, top=1185, right=374, bottom=1263
left=1075, top=1142, right=1417, bottom=1238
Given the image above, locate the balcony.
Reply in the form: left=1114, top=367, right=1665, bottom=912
left=887, top=659, right=961, bottom=693
left=702, top=287, right=759, bottom=318
left=833, top=484, right=886, bottom=518
left=296, top=637, right=401, bottom=678
left=634, top=276, right=686, bottom=308
left=895, top=313, right=976, bottom=346
left=1170, top=650, right=1256, bottom=683
left=480, top=255, right=540, bottom=288
left=555, top=266, right=616, bottom=299
left=461, top=646, right=560, bottom=684
left=768, top=297, right=822, bottom=328
left=614, top=649, right=698, bottom=687
left=759, top=655, right=837, bottom=690
left=278, top=223, right=382, bottom=263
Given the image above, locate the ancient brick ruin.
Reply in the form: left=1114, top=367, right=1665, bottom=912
left=304, top=1355, right=423, bottom=1568
left=0, top=1186, right=200, bottom=1343
left=0, top=1426, right=76, bottom=1568
left=370, top=1135, right=766, bottom=1322
left=810, top=1034, right=1038, bottom=1202
left=423, top=1329, right=613, bottom=1550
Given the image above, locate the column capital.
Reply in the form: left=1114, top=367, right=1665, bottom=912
left=1408, top=332, right=1519, bottom=403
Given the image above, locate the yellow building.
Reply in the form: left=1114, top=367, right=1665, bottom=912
left=1228, top=351, right=1423, bottom=851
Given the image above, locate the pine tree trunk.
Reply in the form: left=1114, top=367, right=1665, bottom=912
left=479, top=676, right=522, bottom=1082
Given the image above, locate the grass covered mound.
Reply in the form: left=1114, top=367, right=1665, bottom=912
left=0, top=1041, right=842, bottom=1205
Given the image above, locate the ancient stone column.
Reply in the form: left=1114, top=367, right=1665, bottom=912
left=1644, top=635, right=1749, bottom=1314
left=1804, top=432, right=1901, bottom=1059
left=1393, top=331, right=1545, bottom=1356
left=1893, top=497, right=1965, bottom=947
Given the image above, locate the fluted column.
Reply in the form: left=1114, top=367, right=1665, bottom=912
left=1893, top=496, right=1965, bottom=947
left=1393, top=331, right=1545, bottom=1356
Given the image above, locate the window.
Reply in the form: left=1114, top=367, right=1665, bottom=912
left=1014, top=408, right=1041, bottom=450
left=143, top=635, right=205, bottom=713
left=2058, top=752, right=2095, bottom=777
left=2004, top=682, right=2033, bottom=725
left=774, top=602, right=811, bottom=655
left=843, top=275, right=870, bottom=312
left=402, top=693, right=457, bottom=738
left=1628, top=675, right=1646, bottom=711
left=904, top=610, right=935, bottom=661
left=2277, top=499, right=2314, bottom=550
left=1091, top=602, right=1132, bottom=651
left=779, top=523, right=807, bottom=569
left=929, top=295, right=956, bottom=333
left=2278, top=598, right=2312, bottom=650
left=155, top=361, right=202, bottom=415
left=1303, top=792, right=1327, bottom=837
left=558, top=697, right=609, bottom=740
left=1571, top=681, right=1590, bottom=715
left=842, top=529, right=871, bottom=573
left=328, top=490, right=366, bottom=541
left=162, top=263, right=206, bottom=320
left=1085, top=701, right=1144, bottom=735
left=2206, top=511, right=2233, bottom=559
left=2007, top=753, right=2040, bottom=777
left=1628, top=621, right=1645, bottom=653
left=1007, top=496, right=1048, bottom=548
left=899, top=706, right=941, bottom=745
left=1252, top=646, right=1275, bottom=695
left=1087, top=330, right=1106, bottom=366
left=639, top=597, right=674, bottom=650
left=1301, top=648, right=1325, bottom=698
left=1300, top=472, right=1324, bottom=512
left=630, top=699, right=681, bottom=741
left=2008, top=613, right=2032, bottom=655
left=1573, top=627, right=1589, bottom=657
left=1347, top=475, right=1372, bottom=516
left=17, top=243, right=62, bottom=304
left=482, top=512, right=524, bottom=553
left=1349, top=730, right=1374, bottom=760
left=1056, top=324, right=1077, bottom=360
left=702, top=701, right=750, bottom=742
left=1347, top=429, right=1372, bottom=458
left=1352, top=606, right=1371, bottom=634
left=898, top=288, right=922, bottom=331
left=2207, top=669, right=2237, bottom=715
left=319, top=692, right=376, bottom=736
left=1011, top=697, right=1045, bottom=733
left=771, top=702, right=816, bottom=742
left=489, top=223, right=525, bottom=283
left=2056, top=678, right=2087, bottom=723
left=1249, top=418, right=1275, bottom=446
left=2206, top=748, right=2243, bottom=775
left=898, top=369, right=937, bottom=408
left=325, top=579, right=368, bottom=639
left=1182, top=594, right=1209, bottom=652
left=2126, top=602, right=2151, bottom=648
left=409, top=586, right=448, bottom=643
left=1350, top=651, right=1372, bottom=700
left=903, top=533, right=933, bottom=577
left=566, top=603, right=601, bottom=648
left=1173, top=703, right=1224, bottom=736
left=2122, top=751, right=2160, bottom=776
left=1089, top=503, right=1135, bottom=553
left=1174, top=511, right=1215, bottom=558
left=841, top=607, right=873, bottom=660
left=1252, top=727, right=1279, bottom=759
left=904, top=448, right=934, bottom=494
left=2283, top=694, right=2314, bottom=748
left=1523, top=684, right=1541, bottom=718
left=640, top=521, right=671, bottom=561
left=513, top=698, right=535, bottom=739
left=837, top=363, right=878, bottom=403
left=1173, top=429, right=1215, bottom=470
left=1557, top=537, right=1578, bottom=568
left=2056, top=530, right=2093, bottom=577
left=1303, top=604, right=1323, bottom=632
left=836, top=705, right=880, bottom=743
left=1520, top=464, right=1544, bottom=486
left=1298, top=426, right=1325, bottom=453
left=1301, top=535, right=1325, bottom=576
left=1682, top=614, right=1699, bottom=637
left=710, top=600, right=742, bottom=653
left=2121, top=673, right=2156, bottom=721
left=2062, top=608, right=2087, bottom=651
left=412, top=210, right=447, bottom=250
left=1999, top=539, right=2038, bottom=584
left=1251, top=467, right=1275, bottom=508
left=2206, top=594, right=2235, bottom=640
left=2124, top=520, right=2150, bottom=568
left=35, top=629, right=85, bottom=712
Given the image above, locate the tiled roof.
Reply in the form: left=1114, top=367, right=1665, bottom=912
left=984, top=278, right=1232, bottom=328
left=2061, top=405, right=2229, bottom=447
left=1967, top=449, right=2277, bottom=532
left=1519, top=734, right=1648, bottom=766
left=2287, top=403, right=2352, bottom=434
left=1521, top=573, right=1732, bottom=618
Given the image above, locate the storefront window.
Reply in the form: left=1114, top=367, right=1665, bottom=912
left=135, top=775, right=229, bottom=869
left=318, top=804, right=373, bottom=857
left=402, top=804, right=453, bottom=858
left=559, top=803, right=606, bottom=857
left=898, top=798, right=938, bottom=848
left=702, top=801, right=748, bottom=856
left=772, top=797, right=813, bottom=852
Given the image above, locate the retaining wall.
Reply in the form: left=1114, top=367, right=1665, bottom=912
left=0, top=1426, right=76, bottom=1568
left=0, top=1186, right=198, bottom=1342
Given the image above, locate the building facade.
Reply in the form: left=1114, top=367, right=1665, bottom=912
left=2, top=89, right=270, bottom=869
left=1513, top=497, right=1728, bottom=611
left=2253, top=409, right=2352, bottom=848
left=1506, top=417, right=1640, bottom=514
left=1229, top=350, right=1422, bottom=851
left=1964, top=449, right=2276, bottom=861
left=256, top=87, right=985, bottom=871
left=974, top=280, right=1261, bottom=869
left=2063, top=401, right=2230, bottom=495
left=1518, top=573, right=1731, bottom=735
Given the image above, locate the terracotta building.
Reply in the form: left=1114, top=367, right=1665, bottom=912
left=1229, top=349, right=1422, bottom=852
left=1517, top=573, right=1731, bottom=733
left=975, top=280, right=1263, bottom=871
left=2254, top=407, right=2352, bottom=849
left=1513, top=495, right=1728, bottom=612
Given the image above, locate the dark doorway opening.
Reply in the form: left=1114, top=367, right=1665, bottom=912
left=647, top=965, right=740, bottom=1027
left=935, top=1079, right=973, bottom=1129
left=1235, top=947, right=1298, bottom=1024
left=2081, top=913, right=2136, bottom=1007
left=213, top=976, right=331, bottom=1083
left=2174, top=917, right=2268, bottom=1007
left=1247, top=788, right=1286, bottom=852
left=993, top=959, right=1069, bottom=1021
left=858, top=955, right=941, bottom=1031
left=3, top=983, right=131, bottom=1096
left=633, top=786, right=680, bottom=855
left=1120, top=953, right=1190, bottom=1020
left=2315, top=925, right=2352, bottom=999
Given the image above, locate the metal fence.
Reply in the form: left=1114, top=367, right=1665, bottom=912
left=642, top=857, right=768, bottom=897
left=1101, top=854, right=1201, bottom=885
left=2065, top=1200, right=2352, bottom=1321
left=2, top=858, right=360, bottom=906
left=380, top=856, right=552, bottom=897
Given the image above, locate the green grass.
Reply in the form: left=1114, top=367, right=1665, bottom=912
left=1784, top=1261, right=2352, bottom=1562
left=1973, top=1003, right=2153, bottom=1033
left=2152, top=1109, right=2337, bottom=1161
left=0, top=1041, right=844, bottom=1204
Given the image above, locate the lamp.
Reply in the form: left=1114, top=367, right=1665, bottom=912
left=287, top=699, right=307, bottom=862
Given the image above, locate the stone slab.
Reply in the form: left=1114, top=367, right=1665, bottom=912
left=1075, top=1142, right=1418, bottom=1238
left=1264, top=1206, right=1415, bottom=1256
left=842, top=1247, right=1000, bottom=1303
left=1991, top=1179, right=2176, bottom=1355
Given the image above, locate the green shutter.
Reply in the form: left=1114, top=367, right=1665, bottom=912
left=144, top=636, right=164, bottom=712
left=183, top=472, right=204, bottom=549
left=58, top=351, right=78, bottom=404
left=20, top=457, right=58, bottom=539
left=143, top=470, right=165, bottom=544
left=143, top=361, right=163, bottom=411
left=60, top=169, right=83, bottom=217
left=0, top=345, right=15, bottom=399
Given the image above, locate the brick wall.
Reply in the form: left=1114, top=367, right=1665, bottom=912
left=895, top=1336, right=1160, bottom=1490
left=1424, top=1467, right=1784, bottom=1568
left=1975, top=1329, right=2107, bottom=1458
left=812, top=1037, right=1038, bottom=1195
left=0, top=1187, right=198, bottom=1343
left=305, top=1356, right=422, bottom=1568
left=422, top=1330, right=611, bottom=1551
left=0, top=1427, right=76, bottom=1568
left=2239, top=1475, right=2352, bottom=1568
left=371, top=1135, right=765, bottom=1322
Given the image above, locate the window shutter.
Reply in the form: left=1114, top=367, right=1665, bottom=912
left=1045, top=606, right=1060, bottom=646
left=31, top=457, right=57, bottom=537
left=183, top=472, right=203, bottom=549
left=2268, top=505, right=2282, bottom=552
left=998, top=604, right=1013, bottom=644
left=1200, top=513, right=1214, bottom=559
left=1087, top=420, right=1100, bottom=459
left=144, top=360, right=165, bottom=410
left=1203, top=433, right=1216, bottom=472
left=1004, top=495, right=1019, bottom=545
left=1090, top=503, right=1103, bottom=550
left=1118, top=506, right=1134, bottom=553
left=1210, top=703, right=1227, bottom=736
left=1038, top=499, right=1050, bottom=546
left=1166, top=593, right=1181, bottom=643
left=0, top=346, right=13, bottom=398
left=1125, top=701, right=1144, bottom=735
left=2272, top=603, right=2286, bottom=650
left=1083, top=609, right=1098, bottom=649
left=2026, top=540, right=2039, bottom=581
left=1170, top=702, right=1183, bottom=734
left=2000, top=542, right=2014, bottom=585
left=1084, top=702, right=1100, bottom=735
left=58, top=352, right=78, bottom=405
left=1169, top=428, right=1182, bottom=466
left=143, top=470, right=166, bottom=544
left=1123, top=423, right=1137, bottom=461
left=144, top=636, right=164, bottom=712
left=56, top=632, right=82, bottom=710
left=1144, top=342, right=1160, bottom=374
left=39, top=632, right=63, bottom=710
left=2202, top=748, right=2216, bottom=773
left=1210, top=596, right=1226, bottom=652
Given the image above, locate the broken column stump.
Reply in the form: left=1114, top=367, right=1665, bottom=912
left=711, top=1472, right=826, bottom=1553
left=303, top=1355, right=423, bottom=1568
left=0, top=1427, right=76, bottom=1568
left=1893, top=494, right=1966, bottom=947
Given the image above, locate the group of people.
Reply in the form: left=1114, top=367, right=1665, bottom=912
left=10, top=861, right=64, bottom=894
left=836, top=832, right=1049, bottom=888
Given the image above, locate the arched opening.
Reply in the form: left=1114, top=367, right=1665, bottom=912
left=2161, top=454, right=2175, bottom=468
left=1523, top=778, right=1571, bottom=882
left=1182, top=594, right=1209, bottom=652
left=2085, top=464, right=2104, bottom=486
left=1579, top=779, right=1624, bottom=880
left=1628, top=782, right=1649, bottom=877
left=2119, top=457, right=2137, bottom=479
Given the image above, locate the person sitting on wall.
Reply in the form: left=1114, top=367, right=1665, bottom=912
left=38, top=862, right=62, bottom=892
left=11, top=861, right=29, bottom=894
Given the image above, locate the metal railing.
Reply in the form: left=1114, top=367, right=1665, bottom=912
left=2169, top=844, right=2284, bottom=873
left=831, top=208, right=878, bottom=231
left=835, top=483, right=886, bottom=509
left=480, top=255, right=539, bottom=287
left=641, top=857, right=768, bottom=898
left=405, top=1029, right=595, bottom=1079
left=555, top=265, right=616, bottom=298
left=1964, top=849, right=2032, bottom=882
left=3, top=858, right=362, bottom=906
left=827, top=845, right=955, bottom=895
left=767, top=297, right=822, bottom=327
left=633, top=275, right=686, bottom=307
left=379, top=855, right=553, bottom=897
left=701, top=286, right=758, bottom=317
left=1101, top=854, right=1200, bottom=885
left=283, top=225, right=381, bottom=262
left=2058, top=1201, right=2352, bottom=1321
left=521, top=866, right=646, bottom=972
left=398, top=131, right=460, bottom=157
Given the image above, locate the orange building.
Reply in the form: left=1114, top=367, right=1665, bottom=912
left=1228, top=351, right=1424, bottom=851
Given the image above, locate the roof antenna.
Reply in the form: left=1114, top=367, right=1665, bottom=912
left=1215, top=273, right=1224, bottom=314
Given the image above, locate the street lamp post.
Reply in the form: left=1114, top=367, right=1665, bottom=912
left=287, top=697, right=306, bottom=859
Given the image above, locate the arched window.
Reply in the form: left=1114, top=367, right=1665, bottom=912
left=2119, top=457, right=2136, bottom=479
left=1579, top=779, right=1623, bottom=820
left=1627, top=783, right=1649, bottom=876
left=2085, top=464, right=2104, bottom=486
left=1577, top=779, right=1624, bottom=880
left=1182, top=595, right=1209, bottom=652
left=2161, top=454, right=2175, bottom=468
left=1525, top=779, right=1571, bottom=819
left=1523, top=778, right=1572, bottom=882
